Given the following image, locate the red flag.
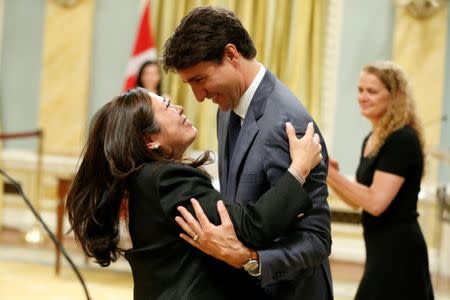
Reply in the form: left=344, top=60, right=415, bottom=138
left=123, top=1, right=157, bottom=91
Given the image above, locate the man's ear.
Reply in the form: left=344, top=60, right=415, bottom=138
left=224, top=43, right=239, bottom=63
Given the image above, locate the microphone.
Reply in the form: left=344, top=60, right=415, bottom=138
left=0, top=168, right=92, bottom=300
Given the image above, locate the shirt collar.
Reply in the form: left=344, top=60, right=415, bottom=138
left=233, top=64, right=266, bottom=120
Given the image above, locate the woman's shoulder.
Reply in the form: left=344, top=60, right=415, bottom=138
left=137, top=161, right=209, bottom=181
left=134, top=162, right=214, bottom=200
left=386, top=126, right=419, bottom=145
left=380, top=126, right=421, bottom=157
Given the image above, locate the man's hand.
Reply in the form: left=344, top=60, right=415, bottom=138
left=175, top=198, right=251, bottom=268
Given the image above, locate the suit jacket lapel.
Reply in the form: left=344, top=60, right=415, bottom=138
left=221, top=70, right=277, bottom=202
left=225, top=71, right=277, bottom=201
left=225, top=108, right=259, bottom=202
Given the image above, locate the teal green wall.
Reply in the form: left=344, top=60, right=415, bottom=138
left=332, top=0, right=394, bottom=175
left=0, top=1, right=140, bottom=149
left=88, top=0, right=140, bottom=120
left=438, top=13, right=450, bottom=184
left=0, top=1, right=44, bottom=149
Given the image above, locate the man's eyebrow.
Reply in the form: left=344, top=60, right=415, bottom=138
left=185, top=75, right=203, bottom=84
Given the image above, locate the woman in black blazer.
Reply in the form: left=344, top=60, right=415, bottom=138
left=66, top=88, right=322, bottom=300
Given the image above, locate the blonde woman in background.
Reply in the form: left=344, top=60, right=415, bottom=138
left=327, top=61, right=434, bottom=300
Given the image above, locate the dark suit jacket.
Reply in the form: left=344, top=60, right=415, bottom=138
left=217, top=70, right=333, bottom=299
left=125, top=162, right=312, bottom=300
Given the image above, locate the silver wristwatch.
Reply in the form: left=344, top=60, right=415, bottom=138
left=243, top=250, right=261, bottom=276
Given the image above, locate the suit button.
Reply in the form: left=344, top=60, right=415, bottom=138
left=272, top=272, right=286, bottom=280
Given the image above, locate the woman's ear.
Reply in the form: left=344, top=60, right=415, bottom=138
left=143, top=135, right=160, bottom=151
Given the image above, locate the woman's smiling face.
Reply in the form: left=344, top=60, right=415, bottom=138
left=358, top=71, right=391, bottom=124
left=147, top=93, right=197, bottom=159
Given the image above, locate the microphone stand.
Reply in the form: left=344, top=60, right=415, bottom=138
left=0, top=168, right=92, bottom=300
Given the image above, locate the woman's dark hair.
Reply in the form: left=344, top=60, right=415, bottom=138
left=162, top=6, right=257, bottom=71
left=135, top=60, right=162, bottom=95
left=66, top=88, right=210, bottom=266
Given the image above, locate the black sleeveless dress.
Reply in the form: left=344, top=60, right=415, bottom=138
left=354, top=126, right=434, bottom=300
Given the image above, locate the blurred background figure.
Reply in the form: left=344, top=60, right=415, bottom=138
left=135, top=60, right=171, bottom=100
left=135, top=60, right=162, bottom=95
left=327, top=61, right=434, bottom=300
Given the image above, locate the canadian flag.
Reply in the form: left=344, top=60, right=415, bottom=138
left=123, top=0, right=157, bottom=91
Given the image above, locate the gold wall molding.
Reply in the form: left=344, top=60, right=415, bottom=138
left=0, top=0, right=4, bottom=226
left=394, top=0, right=443, bottom=19
left=0, top=0, right=4, bottom=73
left=393, top=1, right=449, bottom=183
left=321, top=0, right=342, bottom=151
left=53, top=0, right=80, bottom=8
left=39, top=0, right=94, bottom=155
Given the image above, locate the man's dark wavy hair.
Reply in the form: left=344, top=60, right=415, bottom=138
left=161, top=6, right=256, bottom=71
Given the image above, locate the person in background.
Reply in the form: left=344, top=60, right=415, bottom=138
left=65, top=88, right=323, bottom=300
left=327, top=61, right=434, bottom=300
left=161, top=6, right=332, bottom=300
left=136, top=60, right=163, bottom=95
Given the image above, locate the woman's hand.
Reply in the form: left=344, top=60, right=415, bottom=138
left=329, top=157, right=340, bottom=171
left=286, top=122, right=322, bottom=180
left=327, top=157, right=340, bottom=184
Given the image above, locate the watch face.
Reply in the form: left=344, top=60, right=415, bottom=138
left=244, top=260, right=259, bottom=272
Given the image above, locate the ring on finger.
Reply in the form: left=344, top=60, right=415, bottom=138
left=193, top=234, right=199, bottom=241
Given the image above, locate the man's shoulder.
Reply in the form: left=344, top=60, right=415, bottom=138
left=264, top=89, right=311, bottom=124
left=261, top=72, right=306, bottom=111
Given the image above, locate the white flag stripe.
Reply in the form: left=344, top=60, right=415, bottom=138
left=125, top=48, right=157, bottom=76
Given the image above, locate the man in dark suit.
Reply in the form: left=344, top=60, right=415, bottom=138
left=162, top=6, right=333, bottom=299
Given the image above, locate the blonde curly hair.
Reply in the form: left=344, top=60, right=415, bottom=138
left=363, top=61, right=424, bottom=158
